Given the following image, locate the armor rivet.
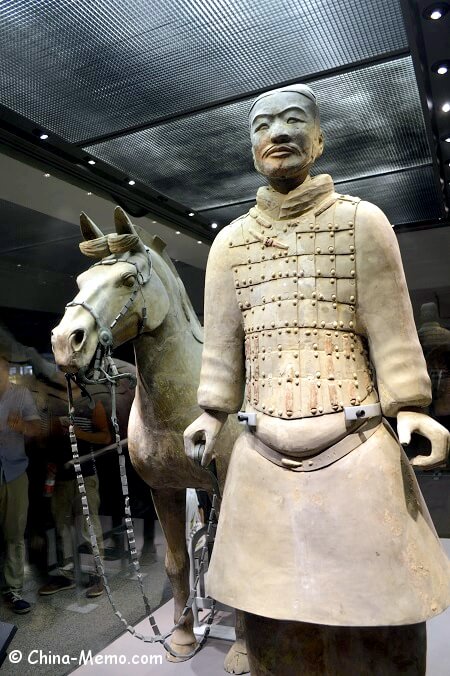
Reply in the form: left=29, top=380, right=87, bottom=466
left=294, top=328, right=298, bottom=333
left=334, top=224, right=339, bottom=230
left=295, top=371, right=300, bottom=377
left=278, top=411, right=283, bottom=417
left=247, top=246, right=250, bottom=250
left=278, top=354, right=282, bottom=358
left=311, top=408, right=317, bottom=414
left=316, top=372, right=321, bottom=378
left=314, top=353, right=319, bottom=358
left=278, top=329, right=282, bottom=335
left=278, top=272, right=283, bottom=277
left=338, top=382, right=342, bottom=387
left=261, top=274, right=265, bottom=280
left=308, top=460, right=314, bottom=466
left=262, top=372, right=265, bottom=377
left=328, top=246, right=334, bottom=253
left=317, top=270, right=321, bottom=276
left=246, top=238, right=249, bottom=243
left=262, top=255, right=266, bottom=260
left=355, top=382, right=359, bottom=388
left=300, top=270, right=304, bottom=277
left=293, top=301, right=297, bottom=307
left=349, top=321, right=354, bottom=328
left=328, top=223, right=332, bottom=229
left=350, top=295, right=355, bottom=302
left=328, top=375, right=335, bottom=381
left=299, top=293, right=304, bottom=300
left=339, top=321, right=344, bottom=327
left=350, top=255, right=355, bottom=261
left=349, top=230, right=354, bottom=236
left=262, top=404, right=266, bottom=409
left=313, top=327, right=317, bottom=333
left=319, top=293, right=324, bottom=300
left=350, top=332, right=355, bottom=338
left=298, top=234, right=301, bottom=239
left=272, top=273, right=276, bottom=278
left=310, top=224, right=314, bottom=230
left=272, top=295, right=276, bottom=301
left=250, top=287, right=254, bottom=292
left=316, top=247, right=321, bottom=254
left=332, top=303, right=337, bottom=309
left=305, top=330, right=311, bottom=336
left=229, top=241, right=233, bottom=246
left=285, top=258, right=289, bottom=264
left=318, top=407, right=323, bottom=413
left=271, top=322, right=276, bottom=328
left=268, top=407, right=274, bottom=414
left=311, top=300, right=316, bottom=306
left=312, top=291, right=317, bottom=299
left=294, top=292, right=298, bottom=299
left=243, top=279, right=246, bottom=285
left=313, top=343, right=318, bottom=350
left=348, top=221, right=353, bottom=226
left=283, top=228, right=288, bottom=233
left=272, top=254, right=276, bottom=259
left=235, top=281, right=240, bottom=287
left=262, top=355, right=265, bottom=360
left=330, top=232, right=334, bottom=238
left=278, top=345, right=282, bottom=350
left=331, top=294, right=337, bottom=301
left=330, top=255, right=335, bottom=262
left=239, top=303, right=243, bottom=309
left=284, top=321, right=289, bottom=327
left=278, top=294, right=282, bottom=300
left=350, top=270, right=355, bottom=277
left=310, top=234, right=314, bottom=239
left=350, top=245, right=355, bottom=252
left=278, top=379, right=282, bottom=385
left=333, top=321, right=338, bottom=328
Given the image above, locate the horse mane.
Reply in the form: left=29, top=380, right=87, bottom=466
left=134, top=226, right=204, bottom=345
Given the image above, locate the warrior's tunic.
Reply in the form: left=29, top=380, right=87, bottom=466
left=199, top=174, right=450, bottom=625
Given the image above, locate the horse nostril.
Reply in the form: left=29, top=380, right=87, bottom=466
left=70, top=329, right=86, bottom=352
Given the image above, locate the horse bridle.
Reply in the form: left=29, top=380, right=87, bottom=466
left=64, top=245, right=219, bottom=659
left=66, top=246, right=153, bottom=351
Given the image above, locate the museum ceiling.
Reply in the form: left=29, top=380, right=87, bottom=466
left=0, top=0, right=449, bottom=246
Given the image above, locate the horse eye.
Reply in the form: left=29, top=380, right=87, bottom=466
left=122, top=274, right=136, bottom=287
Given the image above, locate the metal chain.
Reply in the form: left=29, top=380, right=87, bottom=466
left=66, top=349, right=220, bottom=659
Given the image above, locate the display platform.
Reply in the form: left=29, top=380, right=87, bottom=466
left=73, top=540, right=450, bottom=676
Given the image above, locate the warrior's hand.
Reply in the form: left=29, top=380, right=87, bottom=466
left=397, top=411, right=450, bottom=469
left=184, top=410, right=227, bottom=467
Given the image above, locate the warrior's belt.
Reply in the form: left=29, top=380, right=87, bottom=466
left=252, top=415, right=382, bottom=472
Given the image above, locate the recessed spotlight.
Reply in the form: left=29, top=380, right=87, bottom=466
left=423, top=3, right=450, bottom=19
left=128, top=179, right=136, bottom=186
left=188, top=212, right=195, bottom=217
left=152, top=220, right=156, bottom=224
left=211, top=222, right=218, bottom=229
left=87, top=159, right=96, bottom=165
left=432, top=60, right=450, bottom=75
left=176, top=231, right=181, bottom=235
left=44, top=173, right=51, bottom=178
left=40, top=133, right=49, bottom=140
left=442, top=102, right=450, bottom=112
left=86, top=191, right=92, bottom=195
left=444, top=137, right=450, bottom=142
left=197, top=240, right=202, bottom=244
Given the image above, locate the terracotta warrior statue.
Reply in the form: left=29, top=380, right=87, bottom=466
left=184, top=84, right=450, bottom=675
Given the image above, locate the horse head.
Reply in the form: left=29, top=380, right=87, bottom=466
left=52, top=207, right=170, bottom=372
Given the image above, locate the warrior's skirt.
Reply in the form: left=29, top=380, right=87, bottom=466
left=207, top=421, right=450, bottom=625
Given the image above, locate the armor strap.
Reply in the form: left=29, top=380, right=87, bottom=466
left=252, top=416, right=382, bottom=471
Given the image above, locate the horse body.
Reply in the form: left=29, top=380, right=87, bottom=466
left=51, top=208, right=247, bottom=672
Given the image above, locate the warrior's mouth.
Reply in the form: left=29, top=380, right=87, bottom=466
left=264, top=145, right=298, bottom=158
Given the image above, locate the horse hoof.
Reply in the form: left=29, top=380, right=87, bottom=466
left=165, top=640, right=198, bottom=662
left=224, top=640, right=250, bottom=674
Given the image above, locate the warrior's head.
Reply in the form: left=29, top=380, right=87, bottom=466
left=249, top=84, right=324, bottom=194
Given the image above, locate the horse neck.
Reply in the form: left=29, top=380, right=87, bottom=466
left=133, top=306, right=202, bottom=424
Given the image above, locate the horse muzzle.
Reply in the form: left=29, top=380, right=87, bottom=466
left=51, top=314, right=98, bottom=373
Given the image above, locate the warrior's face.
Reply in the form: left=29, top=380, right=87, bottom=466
left=250, top=91, right=324, bottom=186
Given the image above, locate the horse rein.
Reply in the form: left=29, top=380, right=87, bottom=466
left=64, top=246, right=220, bottom=659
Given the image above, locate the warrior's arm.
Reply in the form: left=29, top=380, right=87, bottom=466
left=356, top=202, right=448, bottom=467
left=185, top=225, right=245, bottom=465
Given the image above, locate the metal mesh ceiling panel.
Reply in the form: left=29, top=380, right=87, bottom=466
left=86, top=58, right=432, bottom=212
left=200, top=166, right=442, bottom=228
left=0, top=0, right=407, bottom=142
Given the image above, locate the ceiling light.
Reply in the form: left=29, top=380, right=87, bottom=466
left=444, top=137, right=450, bottom=142
left=39, top=133, right=49, bottom=140
left=87, top=159, right=96, bottom=165
left=176, top=231, right=181, bottom=235
left=211, top=222, right=218, bottom=229
left=86, top=191, right=92, bottom=195
left=188, top=212, right=195, bottom=217
left=152, top=220, right=156, bottom=223
left=423, top=3, right=450, bottom=19
left=197, top=240, right=202, bottom=244
left=128, top=179, right=136, bottom=186
left=442, top=102, right=450, bottom=112
left=432, top=60, right=450, bottom=74
left=44, top=173, right=51, bottom=178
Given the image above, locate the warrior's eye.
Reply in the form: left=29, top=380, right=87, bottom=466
left=122, top=273, right=136, bottom=287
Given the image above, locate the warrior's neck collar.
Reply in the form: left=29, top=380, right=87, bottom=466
left=256, top=174, right=335, bottom=221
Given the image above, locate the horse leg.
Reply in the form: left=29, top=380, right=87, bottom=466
left=224, top=609, right=250, bottom=674
left=151, top=487, right=197, bottom=661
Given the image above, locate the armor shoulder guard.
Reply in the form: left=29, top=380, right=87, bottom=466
left=335, top=193, right=361, bottom=205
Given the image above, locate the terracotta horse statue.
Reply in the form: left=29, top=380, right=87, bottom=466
left=51, top=207, right=248, bottom=673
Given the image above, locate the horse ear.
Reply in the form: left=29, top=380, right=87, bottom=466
left=80, top=212, right=105, bottom=240
left=114, top=206, right=137, bottom=235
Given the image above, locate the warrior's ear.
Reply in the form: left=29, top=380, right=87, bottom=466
left=80, top=212, right=105, bottom=240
